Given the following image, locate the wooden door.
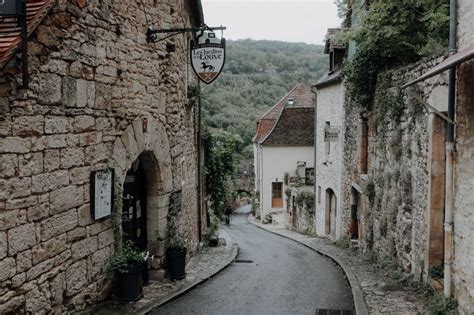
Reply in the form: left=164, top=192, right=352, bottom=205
left=271, top=182, right=283, bottom=208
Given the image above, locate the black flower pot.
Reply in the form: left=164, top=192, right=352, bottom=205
left=142, top=260, right=149, bottom=285
left=116, top=263, right=143, bottom=301
left=166, top=247, right=187, bottom=280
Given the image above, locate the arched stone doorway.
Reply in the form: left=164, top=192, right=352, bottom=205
left=122, top=152, right=162, bottom=251
left=108, top=117, right=174, bottom=270
left=325, top=188, right=337, bottom=238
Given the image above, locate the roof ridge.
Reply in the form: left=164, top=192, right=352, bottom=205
left=256, top=84, right=299, bottom=121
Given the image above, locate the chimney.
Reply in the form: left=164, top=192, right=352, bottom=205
left=287, top=98, right=295, bottom=108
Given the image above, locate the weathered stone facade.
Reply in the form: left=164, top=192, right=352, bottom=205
left=0, top=0, right=202, bottom=313
left=453, top=1, right=474, bottom=311
left=286, top=186, right=315, bottom=236
left=341, top=58, right=449, bottom=281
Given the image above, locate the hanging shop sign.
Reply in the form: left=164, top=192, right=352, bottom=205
left=90, top=169, right=114, bottom=220
left=191, top=30, right=226, bottom=84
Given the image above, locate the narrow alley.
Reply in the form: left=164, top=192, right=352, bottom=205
left=153, top=206, right=353, bottom=314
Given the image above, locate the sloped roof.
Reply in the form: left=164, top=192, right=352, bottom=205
left=253, top=84, right=314, bottom=143
left=262, top=107, right=314, bottom=146
left=0, top=0, right=55, bottom=68
left=314, top=69, right=343, bottom=88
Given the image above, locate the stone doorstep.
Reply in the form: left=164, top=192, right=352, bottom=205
left=247, top=215, right=369, bottom=315
left=83, top=235, right=238, bottom=315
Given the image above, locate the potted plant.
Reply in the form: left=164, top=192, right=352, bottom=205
left=166, top=234, right=187, bottom=280
left=108, top=241, right=147, bottom=301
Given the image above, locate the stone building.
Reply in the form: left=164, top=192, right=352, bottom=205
left=313, top=29, right=347, bottom=240
left=0, top=0, right=204, bottom=313
left=452, top=1, right=474, bottom=310
left=401, top=0, right=474, bottom=311
left=253, top=85, right=314, bottom=223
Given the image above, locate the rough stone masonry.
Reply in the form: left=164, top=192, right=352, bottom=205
left=0, top=0, right=202, bottom=313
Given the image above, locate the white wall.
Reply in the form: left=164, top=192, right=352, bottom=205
left=260, top=146, right=314, bottom=219
left=315, top=83, right=345, bottom=239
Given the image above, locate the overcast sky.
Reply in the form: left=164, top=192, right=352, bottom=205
left=201, top=0, right=342, bottom=45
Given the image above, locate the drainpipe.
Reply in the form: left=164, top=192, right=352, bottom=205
left=311, top=86, right=318, bottom=233
left=197, top=80, right=203, bottom=242
left=444, top=0, right=457, bottom=298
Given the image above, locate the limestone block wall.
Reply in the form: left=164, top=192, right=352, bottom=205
left=287, top=187, right=315, bottom=236
left=342, top=57, right=448, bottom=280
left=0, top=0, right=200, bottom=313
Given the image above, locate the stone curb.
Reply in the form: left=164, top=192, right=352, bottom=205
left=247, top=216, right=368, bottom=315
left=136, top=243, right=239, bottom=315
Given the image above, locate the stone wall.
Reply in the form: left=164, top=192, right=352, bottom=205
left=287, top=187, right=315, bottom=236
left=0, top=0, right=200, bottom=313
left=341, top=58, right=448, bottom=280
left=457, top=0, right=474, bottom=50
left=453, top=2, right=474, bottom=311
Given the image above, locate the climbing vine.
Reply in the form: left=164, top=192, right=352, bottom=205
left=296, top=191, right=315, bottom=217
left=340, top=0, right=449, bottom=108
left=204, top=130, right=240, bottom=219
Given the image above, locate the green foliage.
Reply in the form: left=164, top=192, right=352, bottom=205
left=107, top=241, right=146, bottom=276
left=343, top=0, right=449, bottom=107
left=167, top=195, right=185, bottom=249
left=365, top=180, right=376, bottom=204
left=428, top=294, right=459, bottom=315
left=202, top=39, right=326, bottom=147
left=208, top=206, right=221, bottom=235
left=205, top=130, right=239, bottom=219
left=333, top=236, right=351, bottom=249
left=296, top=191, right=315, bottom=216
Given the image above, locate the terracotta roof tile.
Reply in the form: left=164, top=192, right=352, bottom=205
left=253, top=84, right=314, bottom=143
left=0, top=0, right=55, bottom=68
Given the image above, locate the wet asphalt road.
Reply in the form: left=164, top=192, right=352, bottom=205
left=152, top=206, right=353, bottom=315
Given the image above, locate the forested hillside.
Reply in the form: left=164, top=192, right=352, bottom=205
left=201, top=39, right=327, bottom=148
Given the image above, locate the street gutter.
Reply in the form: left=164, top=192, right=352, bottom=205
left=247, top=216, right=368, bottom=315
left=139, top=243, right=239, bottom=315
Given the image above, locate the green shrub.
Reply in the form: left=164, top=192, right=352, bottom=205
left=428, top=294, right=458, bottom=315
left=107, top=241, right=146, bottom=276
left=333, top=236, right=351, bottom=249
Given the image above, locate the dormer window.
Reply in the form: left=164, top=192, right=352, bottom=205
left=329, top=51, right=335, bottom=73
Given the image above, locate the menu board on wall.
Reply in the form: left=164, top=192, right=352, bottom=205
left=91, top=169, right=114, bottom=220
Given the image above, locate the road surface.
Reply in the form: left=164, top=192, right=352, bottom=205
left=152, top=205, right=353, bottom=314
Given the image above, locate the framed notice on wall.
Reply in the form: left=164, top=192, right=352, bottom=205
left=91, top=169, right=114, bottom=220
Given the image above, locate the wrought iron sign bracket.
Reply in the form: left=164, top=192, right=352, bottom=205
left=146, top=25, right=226, bottom=43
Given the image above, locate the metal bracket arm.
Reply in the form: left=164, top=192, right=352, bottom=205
left=147, top=25, right=226, bottom=43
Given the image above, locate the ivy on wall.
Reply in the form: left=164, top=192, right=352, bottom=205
left=204, top=130, right=240, bottom=220
left=339, top=0, right=449, bottom=107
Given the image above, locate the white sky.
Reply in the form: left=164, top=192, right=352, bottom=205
left=201, top=0, right=342, bottom=45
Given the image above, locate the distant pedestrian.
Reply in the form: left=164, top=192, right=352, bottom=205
left=224, top=204, right=233, bottom=225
